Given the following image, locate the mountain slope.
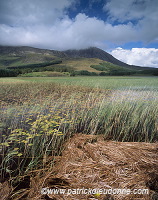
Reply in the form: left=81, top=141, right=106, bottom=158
left=0, top=45, right=157, bottom=75
left=0, top=45, right=152, bottom=69
left=0, top=45, right=66, bottom=57
left=0, top=46, right=65, bottom=68
left=63, top=47, right=158, bottom=72
left=63, top=47, right=131, bottom=68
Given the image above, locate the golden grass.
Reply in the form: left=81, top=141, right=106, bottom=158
left=59, top=58, right=104, bottom=72
left=2, top=134, right=158, bottom=200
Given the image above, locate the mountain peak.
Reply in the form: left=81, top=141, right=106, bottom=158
left=63, top=47, right=130, bottom=67
left=0, top=45, right=151, bottom=70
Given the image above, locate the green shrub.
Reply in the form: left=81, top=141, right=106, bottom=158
left=0, top=69, right=18, bottom=77
left=75, top=70, right=98, bottom=76
left=99, top=72, right=109, bottom=76
left=7, top=60, right=62, bottom=69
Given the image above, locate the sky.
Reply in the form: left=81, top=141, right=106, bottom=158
left=0, top=0, right=158, bottom=67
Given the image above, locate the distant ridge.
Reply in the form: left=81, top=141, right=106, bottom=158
left=0, top=45, right=66, bottom=58
left=63, top=47, right=153, bottom=70
left=63, top=47, right=130, bottom=67
left=0, top=45, right=153, bottom=70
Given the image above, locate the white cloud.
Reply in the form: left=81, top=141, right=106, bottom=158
left=0, top=0, right=158, bottom=50
left=110, top=48, right=158, bottom=68
left=104, top=0, right=158, bottom=22
left=103, top=0, right=158, bottom=43
left=0, top=13, right=139, bottom=50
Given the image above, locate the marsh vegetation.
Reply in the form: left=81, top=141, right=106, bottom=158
left=0, top=76, right=158, bottom=197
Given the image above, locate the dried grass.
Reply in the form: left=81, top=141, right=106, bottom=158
left=2, top=134, right=157, bottom=200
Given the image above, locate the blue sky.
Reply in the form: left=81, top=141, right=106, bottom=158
left=0, top=0, right=158, bottom=67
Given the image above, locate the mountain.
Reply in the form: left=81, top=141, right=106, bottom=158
left=63, top=47, right=154, bottom=70
left=0, top=45, right=66, bottom=58
left=0, top=45, right=157, bottom=77
left=0, top=45, right=66, bottom=68
left=0, top=45, right=152, bottom=69
left=63, top=47, right=130, bottom=67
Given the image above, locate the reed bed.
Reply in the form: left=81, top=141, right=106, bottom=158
left=0, top=78, right=158, bottom=198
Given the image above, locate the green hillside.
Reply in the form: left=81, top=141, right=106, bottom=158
left=0, top=54, right=59, bottom=68
left=0, top=52, right=116, bottom=76
left=0, top=45, right=158, bottom=77
left=90, top=62, right=136, bottom=75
